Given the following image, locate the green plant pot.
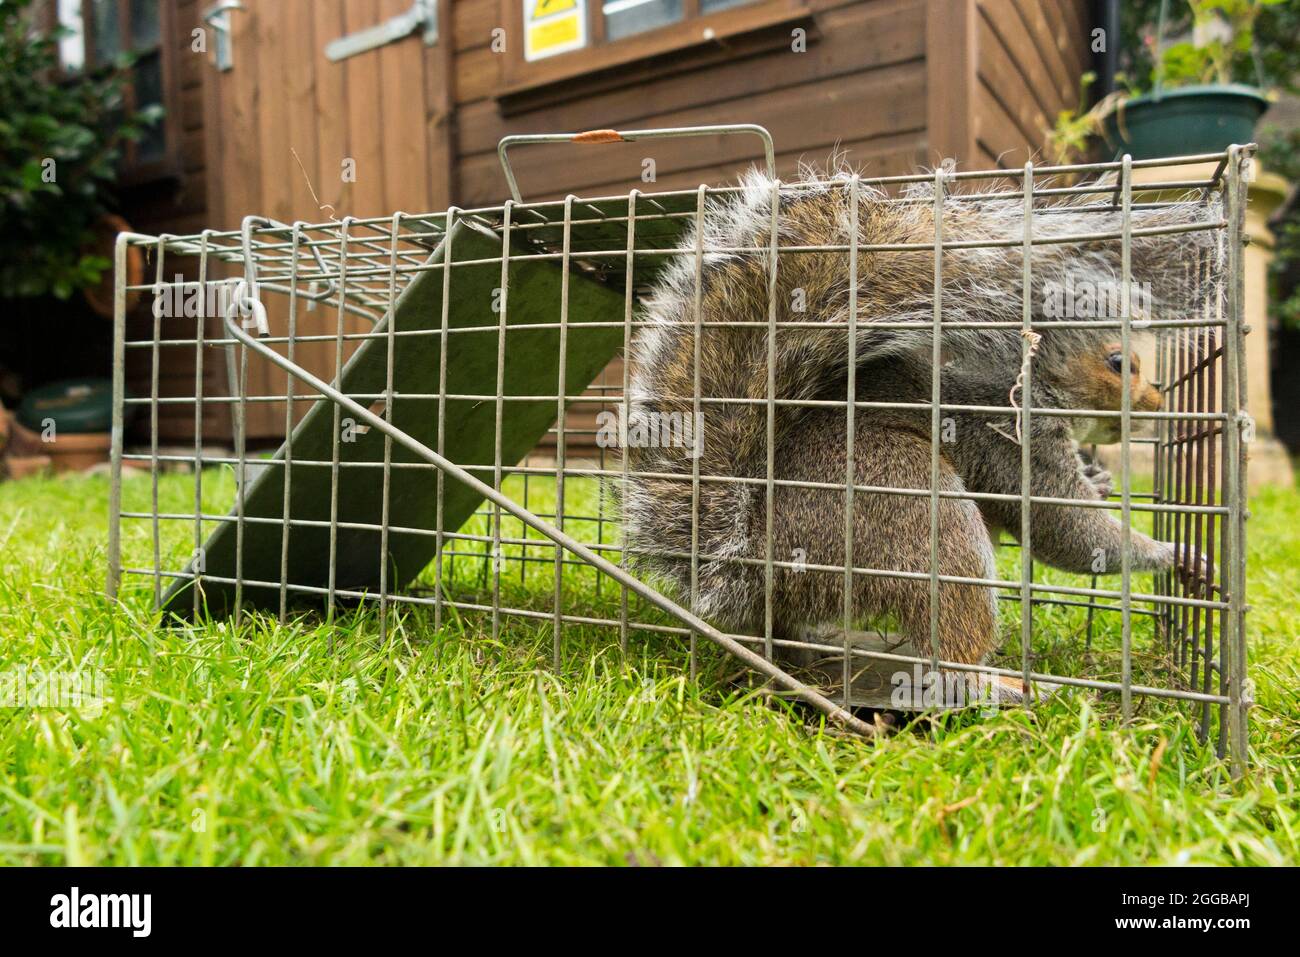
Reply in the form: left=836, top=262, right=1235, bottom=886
left=1102, top=84, right=1270, bottom=160
left=18, top=378, right=116, bottom=434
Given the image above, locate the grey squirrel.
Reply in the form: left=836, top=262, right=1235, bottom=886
left=623, top=167, right=1218, bottom=689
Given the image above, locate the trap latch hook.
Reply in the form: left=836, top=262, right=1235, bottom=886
left=230, top=215, right=272, bottom=337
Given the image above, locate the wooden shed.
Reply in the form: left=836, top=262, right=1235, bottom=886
left=52, top=0, right=1095, bottom=443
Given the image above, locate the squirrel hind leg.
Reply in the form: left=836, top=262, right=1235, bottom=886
left=860, top=438, right=1000, bottom=669
left=891, top=505, right=1001, bottom=668
left=769, top=416, right=1001, bottom=669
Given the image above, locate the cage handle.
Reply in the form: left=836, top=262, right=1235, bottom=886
left=497, top=124, right=777, bottom=203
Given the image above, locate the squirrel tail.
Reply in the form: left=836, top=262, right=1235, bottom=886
left=621, top=166, right=1222, bottom=630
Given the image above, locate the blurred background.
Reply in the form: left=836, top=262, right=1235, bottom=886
left=1, top=0, right=1296, bottom=480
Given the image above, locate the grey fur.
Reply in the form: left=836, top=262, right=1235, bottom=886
left=623, top=167, right=1219, bottom=665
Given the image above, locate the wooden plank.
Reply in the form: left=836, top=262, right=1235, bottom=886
left=455, top=44, right=500, bottom=104
left=456, top=0, right=926, bottom=157
left=256, top=2, right=294, bottom=225
left=174, top=0, right=200, bottom=50
left=180, top=87, right=203, bottom=131
left=458, top=61, right=927, bottom=204
left=974, top=77, right=1033, bottom=168
left=335, top=0, right=387, bottom=413
left=281, top=0, right=321, bottom=221
left=180, top=42, right=203, bottom=90
left=452, top=0, right=499, bottom=51
left=425, top=0, right=458, bottom=209
left=1012, top=0, right=1076, bottom=108
left=233, top=0, right=315, bottom=436
left=191, top=5, right=233, bottom=443
left=1044, top=0, right=1090, bottom=86
left=263, top=0, right=341, bottom=435
left=181, top=127, right=204, bottom=172
left=240, top=0, right=300, bottom=436
left=977, top=0, right=1059, bottom=123
left=218, top=0, right=262, bottom=227
left=341, top=0, right=387, bottom=220
left=312, top=0, right=349, bottom=218
left=976, top=13, right=1048, bottom=149
left=378, top=0, right=431, bottom=214
left=577, top=131, right=927, bottom=199
left=193, top=0, right=255, bottom=437
left=926, top=0, right=977, bottom=168
left=1059, top=0, right=1092, bottom=45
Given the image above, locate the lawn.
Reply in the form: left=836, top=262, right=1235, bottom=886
left=0, top=466, right=1297, bottom=865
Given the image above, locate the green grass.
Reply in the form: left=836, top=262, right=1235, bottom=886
left=0, top=466, right=1297, bottom=865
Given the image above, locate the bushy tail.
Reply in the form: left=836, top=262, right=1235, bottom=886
left=622, top=166, right=1223, bottom=629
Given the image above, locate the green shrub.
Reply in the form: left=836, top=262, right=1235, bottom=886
left=0, top=0, right=157, bottom=300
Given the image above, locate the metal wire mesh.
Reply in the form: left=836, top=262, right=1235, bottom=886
left=106, top=140, right=1253, bottom=766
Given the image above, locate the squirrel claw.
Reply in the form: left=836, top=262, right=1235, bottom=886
left=1172, top=542, right=1213, bottom=584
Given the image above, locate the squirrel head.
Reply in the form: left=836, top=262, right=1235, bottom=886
left=1038, top=337, right=1162, bottom=444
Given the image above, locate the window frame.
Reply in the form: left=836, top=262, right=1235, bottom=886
left=500, top=0, right=810, bottom=98
left=65, top=0, right=182, bottom=187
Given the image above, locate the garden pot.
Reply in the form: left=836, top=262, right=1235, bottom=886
left=12, top=379, right=117, bottom=473
left=1102, top=84, right=1270, bottom=160
left=81, top=212, right=144, bottom=318
left=6, top=416, right=109, bottom=474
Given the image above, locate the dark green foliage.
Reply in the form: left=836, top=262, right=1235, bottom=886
left=0, top=0, right=157, bottom=300
left=1117, top=0, right=1295, bottom=94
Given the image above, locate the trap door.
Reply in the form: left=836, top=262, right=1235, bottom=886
left=161, top=217, right=627, bottom=618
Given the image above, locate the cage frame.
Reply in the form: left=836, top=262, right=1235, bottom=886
left=105, top=125, right=1254, bottom=770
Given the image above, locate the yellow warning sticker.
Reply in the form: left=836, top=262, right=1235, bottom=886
left=532, top=0, right=577, bottom=15
left=524, top=0, right=586, bottom=62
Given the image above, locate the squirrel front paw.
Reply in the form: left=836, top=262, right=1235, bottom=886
left=1150, top=541, right=1212, bottom=580
left=1173, top=542, right=1214, bottom=584
left=1081, top=461, right=1113, bottom=499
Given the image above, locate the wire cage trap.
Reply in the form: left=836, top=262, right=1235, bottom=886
left=106, top=126, right=1253, bottom=766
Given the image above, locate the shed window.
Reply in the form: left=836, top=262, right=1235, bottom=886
left=55, top=0, right=177, bottom=183
left=55, top=0, right=86, bottom=72
left=599, top=0, right=763, bottom=42
left=603, top=0, right=685, bottom=42
left=507, top=0, right=805, bottom=95
left=700, top=0, right=758, bottom=11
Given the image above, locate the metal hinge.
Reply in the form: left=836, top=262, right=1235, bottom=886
left=326, top=0, right=438, bottom=62
left=201, top=0, right=244, bottom=72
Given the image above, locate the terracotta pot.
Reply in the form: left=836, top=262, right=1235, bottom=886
left=5, top=455, right=52, bottom=480
left=81, top=212, right=144, bottom=318
left=6, top=417, right=110, bottom=473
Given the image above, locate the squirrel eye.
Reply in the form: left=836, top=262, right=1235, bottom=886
left=1107, top=351, right=1125, bottom=374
